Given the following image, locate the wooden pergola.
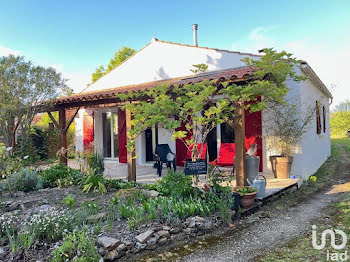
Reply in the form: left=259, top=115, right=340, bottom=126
left=44, top=67, right=255, bottom=184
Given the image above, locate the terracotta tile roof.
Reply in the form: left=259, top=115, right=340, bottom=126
left=55, top=66, right=255, bottom=107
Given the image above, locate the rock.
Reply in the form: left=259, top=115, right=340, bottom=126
left=158, top=237, right=167, bottom=245
left=106, top=249, right=120, bottom=260
left=194, top=216, right=205, bottom=222
left=96, top=236, right=121, bottom=251
left=150, top=225, right=162, bottom=231
left=123, top=240, right=133, bottom=246
left=13, top=191, right=26, bottom=197
left=188, top=220, right=196, bottom=228
left=183, top=228, right=192, bottom=234
left=145, top=190, right=160, bottom=197
left=170, top=227, right=181, bottom=234
left=146, top=244, right=157, bottom=250
left=202, top=221, right=214, bottom=230
left=0, top=247, right=5, bottom=255
left=135, top=242, right=147, bottom=250
left=116, top=243, right=127, bottom=252
left=157, top=230, right=170, bottom=238
left=98, top=247, right=106, bottom=256
left=153, top=232, right=160, bottom=239
left=135, top=229, right=154, bottom=244
left=87, top=212, right=107, bottom=222
left=147, top=237, right=157, bottom=246
left=162, top=225, right=171, bottom=231
left=195, top=222, right=203, bottom=227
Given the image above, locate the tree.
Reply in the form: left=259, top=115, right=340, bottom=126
left=330, top=111, right=350, bottom=137
left=117, top=48, right=304, bottom=186
left=334, top=100, right=350, bottom=112
left=0, top=55, right=69, bottom=154
left=91, top=47, right=136, bottom=83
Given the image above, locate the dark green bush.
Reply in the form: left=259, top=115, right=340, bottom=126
left=155, top=170, right=193, bottom=198
left=105, top=178, right=137, bottom=190
left=6, top=168, right=42, bottom=193
left=41, top=164, right=84, bottom=188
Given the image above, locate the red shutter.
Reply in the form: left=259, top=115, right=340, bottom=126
left=323, top=106, right=326, bottom=133
left=83, top=112, right=94, bottom=151
left=118, top=109, right=127, bottom=163
left=316, top=101, right=321, bottom=134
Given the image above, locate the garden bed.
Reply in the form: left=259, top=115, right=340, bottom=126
left=0, top=163, right=236, bottom=261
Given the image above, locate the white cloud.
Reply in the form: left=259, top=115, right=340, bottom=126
left=0, top=45, right=20, bottom=56
left=232, top=28, right=350, bottom=110
left=249, top=25, right=279, bottom=41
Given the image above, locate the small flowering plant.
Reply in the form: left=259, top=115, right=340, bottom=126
left=23, top=207, right=74, bottom=241
left=0, top=213, right=20, bottom=236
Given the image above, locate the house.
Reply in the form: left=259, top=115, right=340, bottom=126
left=55, top=36, right=332, bottom=180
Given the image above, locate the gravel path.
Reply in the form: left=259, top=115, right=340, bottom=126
left=179, top=146, right=350, bottom=262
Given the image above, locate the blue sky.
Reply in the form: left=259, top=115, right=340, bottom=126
left=0, top=0, right=349, bottom=107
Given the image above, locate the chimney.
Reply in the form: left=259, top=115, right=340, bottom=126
left=192, top=24, right=198, bottom=46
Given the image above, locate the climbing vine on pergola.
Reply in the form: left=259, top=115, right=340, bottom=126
left=117, top=48, right=305, bottom=186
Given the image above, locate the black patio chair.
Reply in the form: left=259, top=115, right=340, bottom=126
left=154, top=144, right=176, bottom=177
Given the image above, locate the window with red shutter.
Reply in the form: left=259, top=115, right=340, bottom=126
left=316, top=101, right=321, bottom=134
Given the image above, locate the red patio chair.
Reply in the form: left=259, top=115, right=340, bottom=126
left=180, top=143, right=207, bottom=165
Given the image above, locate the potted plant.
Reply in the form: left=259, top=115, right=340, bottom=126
left=265, top=102, right=314, bottom=179
left=234, top=186, right=257, bottom=209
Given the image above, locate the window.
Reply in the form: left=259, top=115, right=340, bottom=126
left=316, top=101, right=321, bottom=134
left=221, top=122, right=235, bottom=143
left=102, top=112, right=119, bottom=158
left=322, top=106, right=326, bottom=133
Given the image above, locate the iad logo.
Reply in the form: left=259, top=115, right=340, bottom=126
left=312, top=225, right=348, bottom=261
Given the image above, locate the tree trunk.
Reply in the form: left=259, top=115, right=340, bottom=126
left=126, top=108, right=136, bottom=182
left=234, top=102, right=247, bottom=187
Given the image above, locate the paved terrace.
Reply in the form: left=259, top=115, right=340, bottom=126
left=68, top=160, right=302, bottom=199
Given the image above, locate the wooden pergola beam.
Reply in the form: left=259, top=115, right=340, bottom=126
left=48, top=111, right=60, bottom=130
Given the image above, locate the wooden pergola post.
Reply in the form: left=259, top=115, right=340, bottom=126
left=48, top=108, right=79, bottom=166
left=59, top=108, right=68, bottom=165
left=234, top=102, right=247, bottom=187
left=126, top=108, right=136, bottom=182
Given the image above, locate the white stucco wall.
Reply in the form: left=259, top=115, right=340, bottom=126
left=262, top=66, right=331, bottom=179
left=84, top=39, right=254, bottom=93
left=75, top=109, right=84, bottom=153
left=299, top=76, right=331, bottom=178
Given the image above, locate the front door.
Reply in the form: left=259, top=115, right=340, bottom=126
left=145, top=128, right=153, bottom=161
left=207, top=127, right=217, bottom=161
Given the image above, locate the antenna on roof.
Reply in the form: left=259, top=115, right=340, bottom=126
left=192, top=24, right=198, bottom=46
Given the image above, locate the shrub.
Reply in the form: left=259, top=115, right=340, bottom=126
left=62, top=194, right=76, bottom=209
left=41, top=164, right=84, bottom=188
left=6, top=168, right=41, bottom=193
left=86, top=152, right=104, bottom=175
left=155, top=170, right=193, bottom=198
left=51, top=230, right=101, bottom=262
left=0, top=144, right=24, bottom=179
left=105, top=178, right=137, bottom=190
left=82, top=169, right=107, bottom=194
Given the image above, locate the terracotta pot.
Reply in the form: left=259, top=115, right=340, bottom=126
left=270, top=156, right=294, bottom=179
left=235, top=188, right=257, bottom=209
